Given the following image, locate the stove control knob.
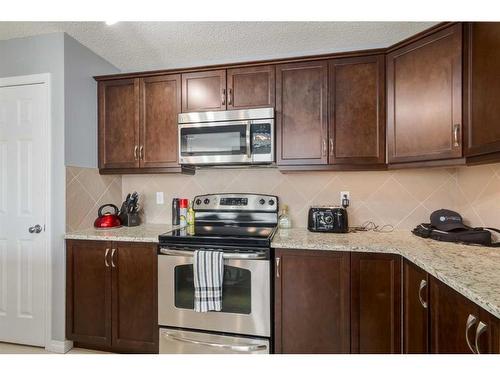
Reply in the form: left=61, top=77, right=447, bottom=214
left=195, top=199, right=202, bottom=205
left=259, top=198, right=265, bottom=205
left=203, top=198, right=210, bottom=205
left=268, top=199, right=275, bottom=206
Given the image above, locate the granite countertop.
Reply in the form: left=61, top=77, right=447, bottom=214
left=65, top=223, right=178, bottom=243
left=272, top=228, right=500, bottom=320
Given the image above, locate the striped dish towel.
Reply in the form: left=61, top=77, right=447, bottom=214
left=193, top=250, right=224, bottom=312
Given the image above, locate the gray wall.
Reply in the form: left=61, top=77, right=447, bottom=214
left=0, top=32, right=67, bottom=343
left=0, top=32, right=119, bottom=345
left=64, top=34, right=119, bottom=168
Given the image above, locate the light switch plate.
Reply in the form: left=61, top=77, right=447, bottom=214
left=156, top=192, right=164, bottom=205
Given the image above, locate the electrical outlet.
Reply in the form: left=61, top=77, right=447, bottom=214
left=156, top=192, right=164, bottom=205
left=340, top=191, right=350, bottom=206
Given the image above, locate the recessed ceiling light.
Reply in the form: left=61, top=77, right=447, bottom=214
left=105, top=21, right=118, bottom=26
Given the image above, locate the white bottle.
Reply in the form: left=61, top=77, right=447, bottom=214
left=278, top=205, right=292, bottom=229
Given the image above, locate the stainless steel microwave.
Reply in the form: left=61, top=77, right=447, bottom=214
left=178, top=108, right=274, bottom=165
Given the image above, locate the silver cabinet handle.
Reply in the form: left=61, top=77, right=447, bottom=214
left=329, top=138, right=334, bottom=156
left=322, top=139, right=327, bottom=156
left=228, top=88, right=233, bottom=106
left=418, top=279, right=428, bottom=309
left=139, top=145, right=144, bottom=160
left=466, top=314, right=478, bottom=354
left=111, top=248, right=116, bottom=268
left=134, top=145, right=139, bottom=160
left=246, top=121, right=252, bottom=158
left=453, top=124, right=461, bottom=147
left=159, top=248, right=267, bottom=260
left=161, top=331, right=267, bottom=352
left=28, top=224, right=42, bottom=234
left=222, top=88, right=226, bottom=106
left=474, top=321, right=488, bottom=354
left=276, top=257, right=280, bottom=278
left=104, top=248, right=110, bottom=268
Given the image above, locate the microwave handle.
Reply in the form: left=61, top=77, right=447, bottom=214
left=246, top=121, right=252, bottom=159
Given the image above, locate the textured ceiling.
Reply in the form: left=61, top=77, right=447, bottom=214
left=0, top=22, right=437, bottom=72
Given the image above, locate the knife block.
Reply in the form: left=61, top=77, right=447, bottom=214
left=120, top=212, right=141, bottom=227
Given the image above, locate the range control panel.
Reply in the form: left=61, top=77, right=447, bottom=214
left=193, top=193, right=278, bottom=212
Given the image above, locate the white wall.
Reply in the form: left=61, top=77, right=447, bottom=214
left=64, top=34, right=120, bottom=168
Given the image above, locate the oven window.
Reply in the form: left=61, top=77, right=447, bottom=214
left=180, top=124, right=247, bottom=156
left=174, top=264, right=251, bottom=314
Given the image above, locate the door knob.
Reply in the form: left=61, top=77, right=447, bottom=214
left=28, top=224, right=43, bottom=234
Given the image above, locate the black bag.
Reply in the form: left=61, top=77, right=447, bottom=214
left=412, top=209, right=500, bottom=247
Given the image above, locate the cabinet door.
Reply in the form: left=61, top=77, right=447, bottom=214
left=464, top=22, right=500, bottom=158
left=276, top=61, right=328, bottom=165
left=274, top=250, right=350, bottom=353
left=403, top=260, right=429, bottom=353
left=181, top=70, right=226, bottom=112
left=351, top=252, right=402, bottom=353
left=98, top=79, right=140, bottom=169
left=329, top=55, right=385, bottom=166
left=227, top=66, right=275, bottom=109
left=111, top=242, right=158, bottom=353
left=66, top=240, right=112, bottom=347
left=430, top=276, right=480, bottom=354
left=140, top=74, right=181, bottom=168
left=387, top=24, right=462, bottom=163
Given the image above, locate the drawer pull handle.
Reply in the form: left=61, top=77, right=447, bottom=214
left=474, top=321, right=488, bottom=354
left=418, top=279, right=428, bottom=309
left=465, top=314, right=478, bottom=354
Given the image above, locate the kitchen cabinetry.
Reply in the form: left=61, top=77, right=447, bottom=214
left=98, top=74, right=184, bottom=174
left=403, top=260, right=429, bottom=353
left=276, top=61, right=328, bottom=166
left=66, top=240, right=158, bottom=353
left=351, top=252, right=402, bottom=353
left=430, top=276, right=499, bottom=354
left=98, top=78, right=140, bottom=170
left=387, top=23, right=463, bottom=165
left=274, top=249, right=350, bottom=353
left=464, top=22, right=500, bottom=161
left=181, top=70, right=226, bottom=112
left=328, top=55, right=385, bottom=167
left=227, top=66, right=275, bottom=110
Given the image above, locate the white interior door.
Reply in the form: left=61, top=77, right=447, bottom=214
left=0, top=81, right=48, bottom=347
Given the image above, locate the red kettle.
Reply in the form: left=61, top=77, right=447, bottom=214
left=94, top=204, right=122, bottom=229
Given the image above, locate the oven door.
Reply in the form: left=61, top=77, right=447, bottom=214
left=158, top=249, right=270, bottom=337
left=179, top=120, right=251, bottom=164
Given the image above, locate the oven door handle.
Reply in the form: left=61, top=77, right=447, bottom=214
left=161, top=331, right=268, bottom=353
left=159, top=248, right=268, bottom=260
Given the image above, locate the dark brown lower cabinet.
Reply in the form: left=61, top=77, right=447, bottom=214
left=274, top=249, right=350, bottom=353
left=66, top=240, right=158, bottom=353
left=403, top=260, right=429, bottom=353
left=351, top=252, right=402, bottom=353
left=430, top=276, right=499, bottom=354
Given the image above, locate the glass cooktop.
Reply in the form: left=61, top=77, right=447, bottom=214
left=159, top=224, right=277, bottom=248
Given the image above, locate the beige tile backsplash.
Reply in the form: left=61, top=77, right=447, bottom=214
left=67, top=163, right=500, bottom=231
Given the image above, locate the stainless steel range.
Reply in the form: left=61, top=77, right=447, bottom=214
left=158, top=193, right=278, bottom=354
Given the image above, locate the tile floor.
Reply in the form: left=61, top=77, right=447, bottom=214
left=0, top=342, right=108, bottom=354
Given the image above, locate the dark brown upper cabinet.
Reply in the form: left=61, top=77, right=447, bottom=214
left=140, top=75, right=181, bottom=168
left=351, top=252, right=402, bottom=354
left=181, top=70, right=226, bottom=112
left=387, top=23, right=463, bottom=164
left=98, top=74, right=183, bottom=174
left=328, top=55, right=385, bottom=167
left=99, top=78, right=140, bottom=170
left=274, top=249, right=350, bottom=354
left=227, top=66, right=275, bottom=110
left=276, top=60, right=328, bottom=166
left=464, top=22, right=500, bottom=161
left=403, top=260, right=429, bottom=354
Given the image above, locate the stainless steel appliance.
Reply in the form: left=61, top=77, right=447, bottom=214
left=158, top=193, right=278, bottom=354
left=308, top=206, right=349, bottom=233
left=178, top=108, right=274, bottom=165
